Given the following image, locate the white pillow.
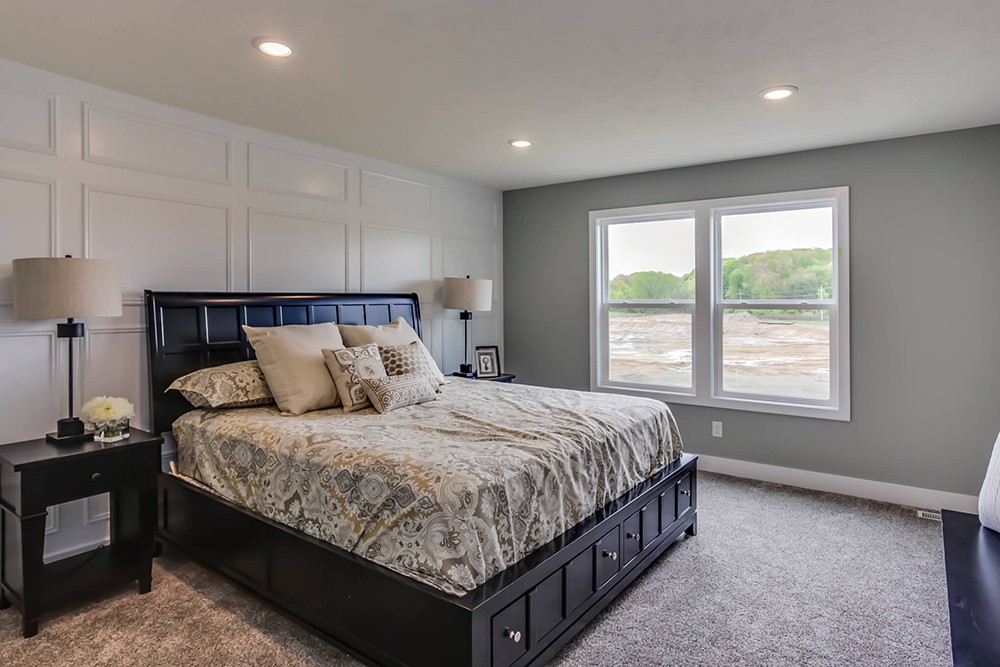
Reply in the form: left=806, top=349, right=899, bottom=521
left=979, top=433, right=1000, bottom=532
left=339, top=317, right=446, bottom=385
left=242, top=323, right=344, bottom=415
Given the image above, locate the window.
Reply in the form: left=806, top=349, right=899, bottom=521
left=591, top=187, right=849, bottom=420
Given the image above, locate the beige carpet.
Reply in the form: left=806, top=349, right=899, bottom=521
left=0, top=473, right=951, bottom=666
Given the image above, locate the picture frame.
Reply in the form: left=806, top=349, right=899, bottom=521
left=474, top=345, right=500, bottom=378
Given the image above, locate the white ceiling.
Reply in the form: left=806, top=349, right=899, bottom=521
left=1, top=1, right=998, bottom=190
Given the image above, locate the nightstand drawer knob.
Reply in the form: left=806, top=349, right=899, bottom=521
left=504, top=628, right=522, bottom=643
left=603, top=550, right=618, bottom=561
left=626, top=532, right=641, bottom=542
left=679, top=489, right=691, bottom=496
left=91, top=472, right=102, bottom=482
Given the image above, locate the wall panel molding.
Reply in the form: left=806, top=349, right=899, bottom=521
left=0, top=80, right=57, bottom=155
left=247, top=208, right=349, bottom=291
left=359, top=222, right=433, bottom=302
left=0, top=331, right=58, bottom=442
left=45, top=506, right=59, bottom=534
left=442, top=187, right=499, bottom=234
left=83, top=103, right=231, bottom=184
left=248, top=143, right=348, bottom=202
left=84, top=495, right=111, bottom=525
left=360, top=169, right=433, bottom=218
left=0, top=170, right=57, bottom=305
left=83, top=185, right=232, bottom=303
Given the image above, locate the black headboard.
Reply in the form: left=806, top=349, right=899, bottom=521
left=145, top=290, right=423, bottom=435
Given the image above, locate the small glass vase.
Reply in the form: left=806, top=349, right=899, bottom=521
left=93, top=417, right=131, bottom=443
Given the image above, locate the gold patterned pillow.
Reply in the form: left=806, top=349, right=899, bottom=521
left=168, top=361, right=274, bottom=409
left=322, top=344, right=388, bottom=412
left=360, top=372, right=438, bottom=414
left=380, top=341, right=438, bottom=383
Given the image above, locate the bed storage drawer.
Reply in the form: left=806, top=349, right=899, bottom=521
left=677, top=473, right=693, bottom=518
left=528, top=571, right=564, bottom=645
left=492, top=597, right=527, bottom=667
left=659, top=487, right=677, bottom=532
left=641, top=498, right=659, bottom=549
left=564, top=548, right=594, bottom=614
left=595, top=525, right=621, bottom=590
left=622, top=510, right=642, bottom=564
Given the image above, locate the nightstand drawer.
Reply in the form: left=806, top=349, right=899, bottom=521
left=43, top=452, right=135, bottom=505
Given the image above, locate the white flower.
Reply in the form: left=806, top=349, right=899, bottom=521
left=80, top=395, right=135, bottom=424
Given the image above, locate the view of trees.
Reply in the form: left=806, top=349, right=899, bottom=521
left=610, top=248, right=832, bottom=301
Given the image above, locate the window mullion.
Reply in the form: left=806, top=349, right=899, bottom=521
left=694, top=206, right=713, bottom=399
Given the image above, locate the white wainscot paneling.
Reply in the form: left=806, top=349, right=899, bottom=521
left=86, top=187, right=230, bottom=302
left=360, top=170, right=432, bottom=222
left=442, top=188, right=498, bottom=234
left=82, top=328, right=148, bottom=430
left=0, top=80, right=56, bottom=155
left=0, top=333, right=57, bottom=443
left=0, top=172, right=55, bottom=303
left=248, top=144, right=348, bottom=202
left=360, top=224, right=432, bottom=302
left=249, top=210, right=348, bottom=291
left=83, top=104, right=230, bottom=184
left=442, top=237, right=498, bottom=284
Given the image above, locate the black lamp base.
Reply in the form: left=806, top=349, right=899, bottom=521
left=459, top=363, right=475, bottom=376
left=46, top=417, right=93, bottom=445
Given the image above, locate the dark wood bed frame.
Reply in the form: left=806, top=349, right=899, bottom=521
left=145, top=290, right=698, bottom=667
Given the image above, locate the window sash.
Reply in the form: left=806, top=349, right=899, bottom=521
left=591, top=186, right=850, bottom=421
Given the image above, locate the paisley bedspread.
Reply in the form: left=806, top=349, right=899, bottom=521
left=173, top=378, right=683, bottom=596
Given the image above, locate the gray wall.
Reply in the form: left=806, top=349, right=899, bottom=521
left=503, top=125, right=1000, bottom=496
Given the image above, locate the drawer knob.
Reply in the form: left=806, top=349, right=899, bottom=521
left=626, top=532, right=641, bottom=542
left=91, top=472, right=102, bottom=482
left=603, top=550, right=618, bottom=561
left=679, top=489, right=691, bottom=496
left=504, top=628, right=522, bottom=643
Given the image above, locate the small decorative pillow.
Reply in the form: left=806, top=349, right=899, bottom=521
left=360, top=372, right=438, bottom=414
left=339, top=317, right=446, bottom=386
left=380, top=341, right=437, bottom=384
left=168, top=361, right=274, bottom=409
left=323, top=344, right=388, bottom=412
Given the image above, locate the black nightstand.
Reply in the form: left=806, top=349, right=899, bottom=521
left=0, top=428, right=162, bottom=637
left=451, top=372, right=516, bottom=383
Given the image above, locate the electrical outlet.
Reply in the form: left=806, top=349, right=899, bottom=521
left=712, top=421, right=723, bottom=438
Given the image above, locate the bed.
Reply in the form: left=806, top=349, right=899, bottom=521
left=146, top=290, right=697, bottom=667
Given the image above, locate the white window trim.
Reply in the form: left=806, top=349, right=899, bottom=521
left=590, top=187, right=850, bottom=421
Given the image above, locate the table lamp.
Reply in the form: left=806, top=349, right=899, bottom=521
left=443, top=275, right=492, bottom=377
left=12, top=256, right=122, bottom=443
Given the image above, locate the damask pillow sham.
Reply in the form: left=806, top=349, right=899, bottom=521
left=322, top=344, right=388, bottom=412
left=243, top=322, right=344, bottom=415
left=359, top=372, right=438, bottom=414
left=168, top=360, right=274, bottom=409
left=338, top=317, right=446, bottom=386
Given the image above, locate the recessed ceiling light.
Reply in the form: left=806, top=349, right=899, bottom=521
left=760, top=85, right=798, bottom=101
left=253, top=37, right=293, bottom=58
left=508, top=139, right=532, bottom=148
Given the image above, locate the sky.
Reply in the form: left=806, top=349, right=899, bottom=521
left=607, top=207, right=832, bottom=277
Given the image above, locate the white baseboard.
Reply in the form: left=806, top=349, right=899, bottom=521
left=43, top=537, right=111, bottom=565
left=693, top=453, right=979, bottom=513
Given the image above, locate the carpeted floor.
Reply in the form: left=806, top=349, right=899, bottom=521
left=0, top=473, right=951, bottom=666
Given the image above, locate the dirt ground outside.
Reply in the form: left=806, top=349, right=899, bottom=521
left=608, top=311, right=830, bottom=399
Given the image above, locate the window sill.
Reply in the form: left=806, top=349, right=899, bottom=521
left=593, top=383, right=850, bottom=422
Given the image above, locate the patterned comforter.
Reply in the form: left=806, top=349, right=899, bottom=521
left=174, top=379, right=683, bottom=596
